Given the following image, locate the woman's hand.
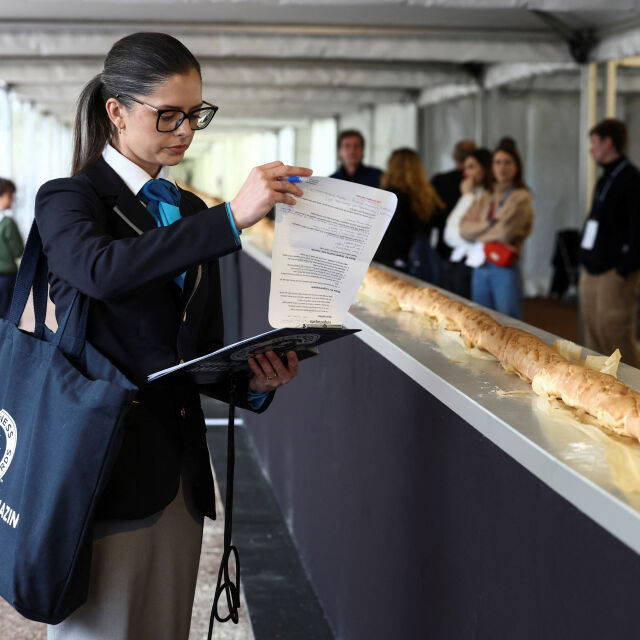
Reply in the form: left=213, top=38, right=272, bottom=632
left=229, top=161, right=313, bottom=230
left=248, top=350, right=299, bottom=394
left=460, top=177, right=474, bottom=194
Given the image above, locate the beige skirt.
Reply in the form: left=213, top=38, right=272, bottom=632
left=47, top=480, right=204, bottom=640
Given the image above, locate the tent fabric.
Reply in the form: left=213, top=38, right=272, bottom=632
left=1, top=2, right=640, bottom=296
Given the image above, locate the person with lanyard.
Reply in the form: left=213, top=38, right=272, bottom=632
left=459, top=139, right=534, bottom=319
left=579, top=118, right=640, bottom=368
left=36, top=32, right=311, bottom=640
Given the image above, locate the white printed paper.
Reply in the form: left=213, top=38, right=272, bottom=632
left=268, top=177, right=397, bottom=328
left=581, top=219, right=599, bottom=250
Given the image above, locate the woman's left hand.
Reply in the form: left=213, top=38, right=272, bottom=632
left=248, top=350, right=299, bottom=393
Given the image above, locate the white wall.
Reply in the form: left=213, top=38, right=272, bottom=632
left=421, top=95, right=477, bottom=177
left=309, top=117, right=337, bottom=177
left=0, top=88, right=72, bottom=240
left=277, top=126, right=296, bottom=167
left=618, top=93, right=640, bottom=167
left=174, top=131, right=279, bottom=202
left=294, top=124, right=312, bottom=169
left=371, top=103, right=418, bottom=170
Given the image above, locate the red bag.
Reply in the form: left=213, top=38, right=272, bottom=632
left=484, top=242, right=519, bottom=267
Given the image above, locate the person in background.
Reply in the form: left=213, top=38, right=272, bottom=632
left=443, top=148, right=493, bottom=299
left=376, top=148, right=444, bottom=279
left=579, top=118, right=640, bottom=367
left=0, top=178, right=24, bottom=319
left=431, top=140, right=476, bottom=284
left=330, top=129, right=382, bottom=188
left=459, top=140, right=534, bottom=319
left=432, top=139, right=477, bottom=216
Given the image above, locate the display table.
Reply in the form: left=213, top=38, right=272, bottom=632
left=239, top=241, right=640, bottom=639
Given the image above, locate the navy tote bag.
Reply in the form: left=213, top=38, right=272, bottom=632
left=0, top=222, right=137, bottom=623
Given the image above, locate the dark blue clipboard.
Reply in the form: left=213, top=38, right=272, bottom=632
left=148, top=326, right=360, bottom=385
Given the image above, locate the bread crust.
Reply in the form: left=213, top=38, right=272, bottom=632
left=532, top=363, right=640, bottom=440
left=358, top=266, right=640, bottom=441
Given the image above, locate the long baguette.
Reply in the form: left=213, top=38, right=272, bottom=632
left=358, top=266, right=640, bottom=442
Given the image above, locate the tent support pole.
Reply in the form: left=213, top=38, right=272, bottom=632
left=606, top=60, right=618, bottom=118
left=0, top=85, right=11, bottom=177
left=579, top=62, right=597, bottom=222
left=577, top=61, right=597, bottom=345
left=474, top=86, right=486, bottom=147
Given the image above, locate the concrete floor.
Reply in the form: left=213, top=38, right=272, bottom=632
left=522, top=296, right=579, bottom=343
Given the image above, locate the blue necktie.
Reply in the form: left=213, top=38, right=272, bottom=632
left=138, top=179, right=185, bottom=289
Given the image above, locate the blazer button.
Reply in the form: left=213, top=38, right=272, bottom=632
left=180, top=407, right=186, bottom=418
left=183, top=312, right=187, bottom=322
left=179, top=359, right=184, bottom=364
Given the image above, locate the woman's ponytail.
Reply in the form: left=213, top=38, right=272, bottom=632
left=71, top=73, right=112, bottom=176
left=70, top=33, right=201, bottom=177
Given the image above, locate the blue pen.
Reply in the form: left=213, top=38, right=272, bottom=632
left=277, top=176, right=311, bottom=183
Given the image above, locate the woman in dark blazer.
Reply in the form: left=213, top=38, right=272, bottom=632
left=37, top=32, right=310, bottom=640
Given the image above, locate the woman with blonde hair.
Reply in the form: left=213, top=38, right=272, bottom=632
left=377, top=148, right=444, bottom=281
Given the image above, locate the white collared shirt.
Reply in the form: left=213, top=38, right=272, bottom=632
left=102, top=144, right=175, bottom=197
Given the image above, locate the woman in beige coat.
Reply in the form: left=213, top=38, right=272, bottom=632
left=459, top=140, right=534, bottom=319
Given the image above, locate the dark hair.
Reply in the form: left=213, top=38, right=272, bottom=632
left=590, top=118, right=627, bottom=154
left=497, top=136, right=517, bottom=150
left=72, top=32, right=201, bottom=176
left=0, top=178, right=16, bottom=197
left=452, top=139, right=476, bottom=164
left=493, top=138, right=526, bottom=190
left=337, top=129, right=365, bottom=150
left=465, top=148, right=493, bottom=190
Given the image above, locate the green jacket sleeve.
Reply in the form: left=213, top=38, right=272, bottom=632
left=4, top=218, right=24, bottom=261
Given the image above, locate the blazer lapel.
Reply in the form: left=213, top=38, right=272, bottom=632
left=83, top=159, right=204, bottom=303
left=82, top=157, right=157, bottom=234
left=113, top=186, right=158, bottom=234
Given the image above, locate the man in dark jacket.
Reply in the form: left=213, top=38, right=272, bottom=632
left=431, top=139, right=476, bottom=263
left=579, top=119, right=640, bottom=367
left=330, top=130, right=382, bottom=188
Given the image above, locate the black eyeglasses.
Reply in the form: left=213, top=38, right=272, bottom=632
left=115, top=93, right=219, bottom=132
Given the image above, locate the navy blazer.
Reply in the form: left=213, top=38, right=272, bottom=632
left=35, top=157, right=269, bottom=521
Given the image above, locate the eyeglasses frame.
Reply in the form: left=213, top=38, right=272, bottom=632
left=115, top=93, right=219, bottom=132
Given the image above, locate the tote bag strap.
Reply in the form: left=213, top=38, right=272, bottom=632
left=52, top=290, right=90, bottom=359
left=7, top=222, right=49, bottom=339
left=7, top=221, right=90, bottom=357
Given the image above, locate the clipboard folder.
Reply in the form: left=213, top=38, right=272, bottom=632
left=147, top=326, right=360, bottom=385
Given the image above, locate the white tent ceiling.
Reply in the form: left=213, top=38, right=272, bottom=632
left=1, top=1, right=639, bottom=129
